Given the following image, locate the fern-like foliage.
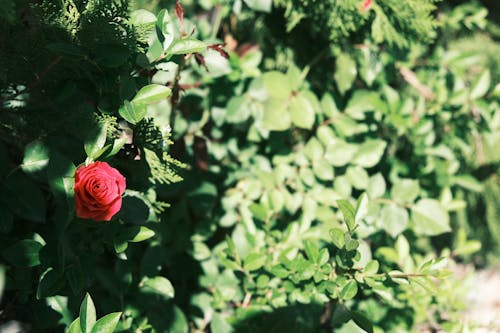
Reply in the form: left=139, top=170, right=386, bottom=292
left=135, top=118, right=186, bottom=184
left=274, top=0, right=440, bottom=48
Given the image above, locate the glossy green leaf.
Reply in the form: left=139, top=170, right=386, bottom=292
left=244, top=252, right=267, bottom=271
left=168, top=38, right=207, bottom=55
left=68, top=318, right=82, bottom=333
left=156, top=9, right=175, bottom=50
left=119, top=100, right=146, bottom=125
left=337, top=200, right=356, bottom=231
left=340, top=280, right=358, bottom=300
left=330, top=228, right=345, bottom=249
left=80, top=293, right=96, bottom=333
left=119, top=226, right=155, bottom=243
left=351, top=311, right=374, bottom=333
left=22, top=141, right=49, bottom=175
left=90, top=312, right=122, bottom=333
left=303, top=240, right=319, bottom=263
left=131, top=84, right=172, bottom=105
left=141, top=276, right=175, bottom=300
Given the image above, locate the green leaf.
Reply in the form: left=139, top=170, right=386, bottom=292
left=340, top=280, right=358, bottom=300
left=243, top=0, right=272, bottom=12
left=210, top=312, right=234, bottom=333
left=351, top=311, right=374, bottom=333
left=262, top=72, right=292, bottom=99
left=90, top=312, right=122, bottom=333
left=262, top=98, right=291, bottom=131
left=470, top=69, right=490, bottom=100
left=313, top=159, right=334, bottom=180
left=303, top=240, right=319, bottom=263
left=352, top=140, right=386, bottom=168
left=226, top=96, right=251, bottom=123
left=411, top=199, right=451, bottom=236
left=325, top=141, right=358, bottom=167
left=84, top=122, right=108, bottom=159
left=391, top=179, right=420, bottom=204
left=330, top=228, right=345, bottom=249
left=304, top=137, right=324, bottom=161
left=249, top=203, right=268, bottom=223
left=345, top=234, right=359, bottom=251
left=132, top=84, right=171, bottom=105
left=355, top=193, right=368, bottom=224
left=37, top=268, right=64, bottom=299
left=337, top=200, right=356, bottom=231
left=119, top=100, right=146, bottom=125
left=130, top=9, right=156, bottom=25
left=156, top=9, right=175, bottom=50
left=22, top=141, right=49, bottom=175
left=80, top=293, right=97, bottom=333
left=244, top=252, right=267, bottom=271
left=146, top=39, right=164, bottom=62
left=141, top=276, right=175, bottom=300
left=451, top=175, right=483, bottom=192
left=290, top=93, right=315, bottom=129
left=364, top=260, right=379, bottom=275
left=380, top=203, right=409, bottom=238
left=68, top=318, right=82, bottom=333
left=367, top=173, right=386, bottom=199
left=2, top=239, right=43, bottom=267
left=334, top=52, right=357, bottom=95
left=168, top=38, right=207, bottom=55
left=190, top=242, right=211, bottom=261
left=113, top=240, right=128, bottom=254
left=321, top=93, right=340, bottom=117
left=118, top=226, right=155, bottom=243
left=345, top=166, right=369, bottom=190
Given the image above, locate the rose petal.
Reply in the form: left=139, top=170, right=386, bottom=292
left=74, top=161, right=126, bottom=222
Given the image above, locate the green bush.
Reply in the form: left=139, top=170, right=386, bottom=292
left=0, top=0, right=498, bottom=332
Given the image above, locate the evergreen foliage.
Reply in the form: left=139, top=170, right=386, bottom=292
left=274, top=0, right=440, bottom=48
left=0, top=0, right=499, bottom=332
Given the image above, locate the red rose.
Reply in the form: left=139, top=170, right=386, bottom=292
left=74, top=161, right=126, bottom=221
left=361, top=0, right=372, bottom=12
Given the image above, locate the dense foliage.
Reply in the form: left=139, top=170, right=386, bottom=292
left=0, top=0, right=498, bottom=332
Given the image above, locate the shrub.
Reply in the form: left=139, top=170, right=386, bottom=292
left=0, top=0, right=498, bottom=332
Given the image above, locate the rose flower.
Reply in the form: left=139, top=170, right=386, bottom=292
left=74, top=161, right=126, bottom=221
